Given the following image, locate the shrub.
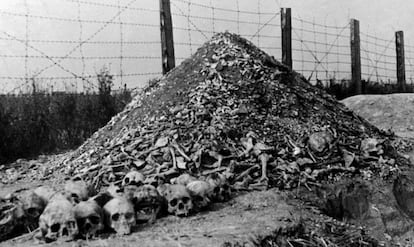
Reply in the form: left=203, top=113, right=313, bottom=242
left=0, top=70, right=132, bottom=164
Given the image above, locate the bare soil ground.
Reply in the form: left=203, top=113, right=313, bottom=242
left=341, top=94, right=414, bottom=138
left=3, top=174, right=297, bottom=247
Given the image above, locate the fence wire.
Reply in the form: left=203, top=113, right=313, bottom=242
left=0, top=0, right=162, bottom=94
left=360, top=31, right=397, bottom=83
left=291, top=16, right=351, bottom=86
left=404, top=43, right=414, bottom=85
left=170, top=0, right=281, bottom=63
left=0, top=0, right=412, bottom=94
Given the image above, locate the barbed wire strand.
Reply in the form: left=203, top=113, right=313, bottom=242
left=187, top=1, right=193, bottom=54
left=236, top=0, right=240, bottom=34
left=24, top=0, right=29, bottom=86
left=257, top=0, right=260, bottom=46
left=118, top=0, right=124, bottom=86
left=172, top=0, right=276, bottom=15
left=170, top=1, right=208, bottom=40
left=250, top=12, right=279, bottom=39
left=300, top=18, right=304, bottom=74
left=335, top=19, right=340, bottom=79
left=2, top=31, right=91, bottom=94
left=64, top=0, right=159, bottom=13
left=31, top=0, right=139, bottom=79
left=210, top=0, right=215, bottom=34
left=324, top=18, right=329, bottom=82
left=77, top=0, right=85, bottom=92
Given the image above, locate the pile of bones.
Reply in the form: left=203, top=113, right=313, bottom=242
left=0, top=32, right=408, bottom=243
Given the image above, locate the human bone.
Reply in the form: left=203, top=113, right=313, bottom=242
left=64, top=179, right=94, bottom=204
left=360, top=138, right=384, bottom=157
left=38, top=193, right=78, bottom=243
left=0, top=200, right=25, bottom=241
left=33, top=185, right=57, bottom=205
left=186, top=180, right=212, bottom=210
left=130, top=184, right=165, bottom=223
left=18, top=190, right=47, bottom=228
left=74, top=199, right=104, bottom=238
left=171, top=173, right=197, bottom=186
left=308, top=130, right=334, bottom=154
left=103, top=196, right=136, bottom=235
left=206, top=173, right=232, bottom=202
left=122, top=170, right=145, bottom=187
left=158, top=184, right=193, bottom=217
left=106, top=183, right=123, bottom=198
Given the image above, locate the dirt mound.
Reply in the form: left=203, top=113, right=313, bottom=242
left=342, top=94, right=414, bottom=138
left=4, top=32, right=414, bottom=246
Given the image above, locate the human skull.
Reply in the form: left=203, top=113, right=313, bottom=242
left=33, top=186, right=56, bottom=205
left=308, top=130, right=334, bottom=155
left=130, top=184, right=165, bottom=223
left=103, top=197, right=136, bottom=235
left=74, top=199, right=104, bottom=239
left=206, top=173, right=232, bottom=202
left=122, top=171, right=145, bottom=187
left=186, top=180, right=211, bottom=210
left=64, top=179, right=94, bottom=204
left=158, top=184, right=193, bottom=217
left=18, top=190, right=47, bottom=229
left=171, top=173, right=197, bottom=186
left=39, top=193, right=78, bottom=243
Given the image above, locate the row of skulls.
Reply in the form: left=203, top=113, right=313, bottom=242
left=1, top=170, right=231, bottom=243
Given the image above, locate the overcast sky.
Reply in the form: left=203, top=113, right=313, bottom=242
left=0, top=0, right=412, bottom=93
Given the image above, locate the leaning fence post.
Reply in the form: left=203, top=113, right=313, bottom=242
left=159, top=0, right=175, bottom=74
left=350, top=19, right=361, bottom=94
left=281, top=8, right=292, bottom=69
left=396, top=31, right=406, bottom=92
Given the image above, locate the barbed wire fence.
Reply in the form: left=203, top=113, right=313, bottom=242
left=360, top=32, right=396, bottom=83
left=0, top=0, right=412, bottom=95
left=0, top=0, right=163, bottom=94
left=291, top=16, right=351, bottom=86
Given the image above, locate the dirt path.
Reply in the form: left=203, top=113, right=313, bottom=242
left=341, top=93, right=414, bottom=138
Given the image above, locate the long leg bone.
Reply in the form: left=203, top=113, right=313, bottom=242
left=258, top=153, right=270, bottom=182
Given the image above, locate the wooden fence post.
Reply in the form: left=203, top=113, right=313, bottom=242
left=396, top=31, right=406, bottom=92
left=160, top=0, right=175, bottom=74
left=281, top=8, right=292, bottom=69
left=350, top=19, right=361, bottom=95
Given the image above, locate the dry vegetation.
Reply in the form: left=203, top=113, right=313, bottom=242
left=0, top=69, right=132, bottom=164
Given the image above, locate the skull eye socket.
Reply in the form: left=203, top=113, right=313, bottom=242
left=27, top=207, right=40, bottom=217
left=112, top=213, right=120, bottom=221
left=170, top=198, right=178, bottom=207
left=51, top=223, right=60, bottom=233
left=182, top=197, right=190, bottom=204
left=124, top=178, right=130, bottom=185
left=89, top=216, right=100, bottom=225
left=125, top=212, right=134, bottom=220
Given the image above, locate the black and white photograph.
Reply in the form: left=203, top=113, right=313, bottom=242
left=0, top=0, right=414, bottom=246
